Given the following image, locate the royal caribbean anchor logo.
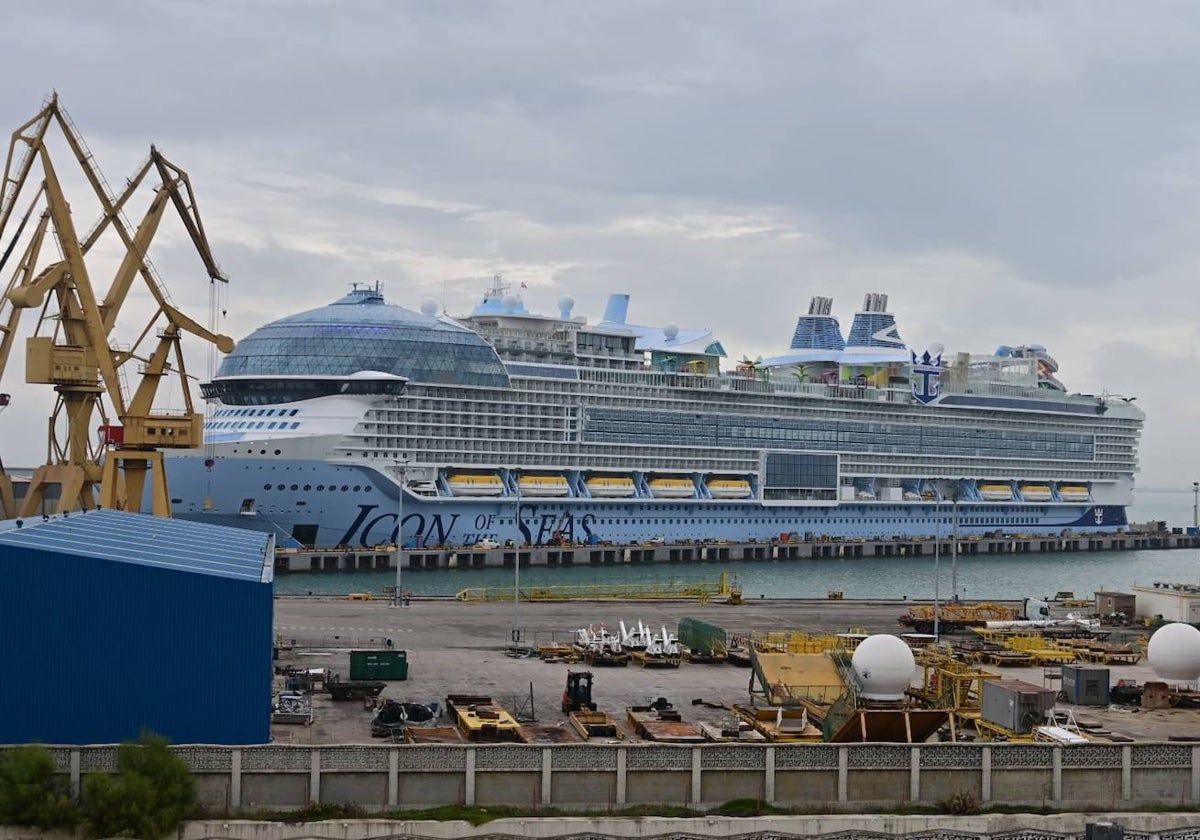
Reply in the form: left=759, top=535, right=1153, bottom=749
left=1094, top=507, right=1105, bottom=525
left=911, top=345, right=944, bottom=405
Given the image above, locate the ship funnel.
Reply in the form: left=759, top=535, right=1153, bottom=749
left=602, top=293, right=630, bottom=325
left=846, top=292, right=904, bottom=348
left=558, top=295, right=575, bottom=319
left=789, top=296, right=845, bottom=351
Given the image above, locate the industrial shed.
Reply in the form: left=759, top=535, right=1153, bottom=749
left=0, top=509, right=274, bottom=745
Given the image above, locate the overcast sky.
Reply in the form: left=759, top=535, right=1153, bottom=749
left=0, top=1, right=1197, bottom=492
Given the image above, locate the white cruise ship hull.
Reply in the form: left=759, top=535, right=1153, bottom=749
left=170, top=286, right=1142, bottom=549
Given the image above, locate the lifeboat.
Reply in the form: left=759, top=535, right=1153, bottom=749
left=648, top=477, right=695, bottom=499
left=1019, top=483, right=1052, bottom=502
left=585, top=476, right=636, bottom=498
left=979, top=483, right=1013, bottom=501
left=707, top=478, right=752, bottom=499
left=517, top=474, right=570, bottom=497
left=447, top=473, right=504, bottom=497
left=1058, top=483, right=1090, bottom=502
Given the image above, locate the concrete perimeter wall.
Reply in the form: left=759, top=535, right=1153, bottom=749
left=15, top=741, right=1200, bottom=814
left=9, top=813, right=1200, bottom=840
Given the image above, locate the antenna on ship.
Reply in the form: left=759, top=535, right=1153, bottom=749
left=490, top=272, right=510, bottom=297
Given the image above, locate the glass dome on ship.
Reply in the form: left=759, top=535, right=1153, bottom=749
left=174, top=280, right=1142, bottom=551
left=202, top=287, right=509, bottom=404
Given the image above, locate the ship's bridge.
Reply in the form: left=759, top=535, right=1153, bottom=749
left=206, top=288, right=509, bottom=403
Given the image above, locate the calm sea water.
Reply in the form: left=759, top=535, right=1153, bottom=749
left=273, top=489, right=1200, bottom=601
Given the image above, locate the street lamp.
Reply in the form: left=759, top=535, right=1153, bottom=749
left=393, top=458, right=408, bottom=608
left=951, top=481, right=961, bottom=603
left=934, top=493, right=941, bottom=642
left=512, top=468, right=522, bottom=646
left=1193, top=482, right=1198, bottom=531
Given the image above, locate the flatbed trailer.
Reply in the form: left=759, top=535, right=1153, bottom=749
left=569, top=710, right=621, bottom=740
left=446, top=694, right=521, bottom=742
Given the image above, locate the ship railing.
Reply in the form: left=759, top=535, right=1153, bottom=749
left=577, top=363, right=1106, bottom=406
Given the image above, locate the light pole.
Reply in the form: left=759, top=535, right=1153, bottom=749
left=393, top=458, right=407, bottom=608
left=1193, top=482, right=1198, bottom=531
left=951, top=481, right=961, bottom=603
left=512, top=469, right=521, bottom=646
left=933, top=493, right=941, bottom=642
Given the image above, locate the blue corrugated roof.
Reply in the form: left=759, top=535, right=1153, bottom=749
left=0, top=510, right=273, bottom=583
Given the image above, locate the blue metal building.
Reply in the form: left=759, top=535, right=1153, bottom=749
left=0, top=509, right=274, bottom=745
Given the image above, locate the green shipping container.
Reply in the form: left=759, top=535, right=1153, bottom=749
left=349, top=649, right=408, bottom=681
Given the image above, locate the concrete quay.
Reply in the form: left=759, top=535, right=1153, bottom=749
left=275, top=530, right=1200, bottom=573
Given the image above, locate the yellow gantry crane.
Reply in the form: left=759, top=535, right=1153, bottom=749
left=0, top=94, right=233, bottom=518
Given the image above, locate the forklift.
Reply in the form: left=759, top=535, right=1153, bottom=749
left=562, top=670, right=597, bottom=713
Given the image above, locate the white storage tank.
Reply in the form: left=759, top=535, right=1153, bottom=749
left=850, top=634, right=916, bottom=701
left=1147, top=622, right=1200, bottom=682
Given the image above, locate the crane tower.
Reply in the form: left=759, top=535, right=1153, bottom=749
left=0, top=95, right=233, bottom=518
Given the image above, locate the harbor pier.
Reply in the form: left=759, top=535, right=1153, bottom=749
left=274, top=529, right=1200, bottom=573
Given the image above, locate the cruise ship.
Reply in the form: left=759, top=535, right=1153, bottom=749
left=166, top=280, right=1143, bottom=549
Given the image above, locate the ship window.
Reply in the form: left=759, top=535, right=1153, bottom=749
left=304, top=485, right=311, bottom=491
left=341, top=485, right=349, bottom=491
left=317, top=485, right=325, bottom=491
left=263, top=484, right=271, bottom=490
left=276, top=484, right=285, bottom=491
left=291, top=484, right=298, bottom=491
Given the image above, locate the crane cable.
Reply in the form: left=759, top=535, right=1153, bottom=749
left=0, top=186, right=46, bottom=277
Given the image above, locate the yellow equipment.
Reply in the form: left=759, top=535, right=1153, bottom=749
left=903, top=602, right=1017, bottom=623
left=0, top=95, right=232, bottom=517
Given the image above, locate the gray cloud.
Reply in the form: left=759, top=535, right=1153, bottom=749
left=0, top=1, right=1197, bottom=490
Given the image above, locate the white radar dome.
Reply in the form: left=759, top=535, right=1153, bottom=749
left=1148, top=623, right=1200, bottom=682
left=929, top=342, right=945, bottom=356
left=850, top=634, right=916, bottom=701
left=419, top=298, right=439, bottom=316
left=557, top=295, right=575, bottom=312
left=663, top=323, right=679, bottom=341
left=502, top=294, right=520, bottom=312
